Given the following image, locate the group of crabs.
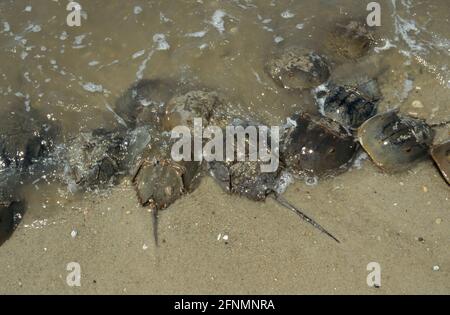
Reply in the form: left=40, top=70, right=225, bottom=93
left=1, top=20, right=448, bottom=246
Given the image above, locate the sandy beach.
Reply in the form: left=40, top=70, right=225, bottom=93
left=0, top=0, right=448, bottom=294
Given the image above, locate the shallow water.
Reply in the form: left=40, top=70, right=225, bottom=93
left=0, top=0, right=449, bottom=294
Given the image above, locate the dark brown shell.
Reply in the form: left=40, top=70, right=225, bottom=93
left=130, top=88, right=223, bottom=210
left=63, top=129, right=127, bottom=191
left=132, top=136, right=203, bottom=210
left=0, top=104, right=57, bottom=170
left=430, top=141, right=450, bottom=185
left=230, top=161, right=281, bottom=201
left=0, top=200, right=24, bottom=246
left=315, top=80, right=381, bottom=130
left=162, top=91, right=221, bottom=131
left=266, top=47, right=330, bottom=91
left=358, top=111, right=435, bottom=173
left=133, top=159, right=185, bottom=209
left=207, top=119, right=282, bottom=201
left=114, top=79, right=175, bottom=128
left=281, top=113, right=358, bottom=177
left=209, top=160, right=281, bottom=202
left=326, top=20, right=375, bottom=60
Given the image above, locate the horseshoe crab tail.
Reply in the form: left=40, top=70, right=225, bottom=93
left=273, top=195, right=340, bottom=243
left=429, top=120, right=450, bottom=128
left=151, top=208, right=159, bottom=247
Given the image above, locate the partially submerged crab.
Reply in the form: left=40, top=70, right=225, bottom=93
left=326, top=20, right=375, bottom=61
left=0, top=105, right=57, bottom=170
left=0, top=105, right=58, bottom=246
left=314, top=79, right=381, bottom=130
left=281, top=113, right=359, bottom=178
left=206, top=118, right=281, bottom=201
left=140, top=90, right=223, bottom=194
left=209, top=119, right=340, bottom=242
left=132, top=135, right=203, bottom=209
left=131, top=134, right=203, bottom=244
left=266, top=47, right=331, bottom=91
left=0, top=197, right=23, bottom=246
left=114, top=79, right=175, bottom=128
left=130, top=90, right=221, bottom=244
left=62, top=129, right=128, bottom=192
left=0, top=165, right=23, bottom=246
left=162, top=90, right=222, bottom=131
left=358, top=111, right=435, bottom=173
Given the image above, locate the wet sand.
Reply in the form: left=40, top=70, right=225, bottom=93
left=0, top=0, right=449, bottom=294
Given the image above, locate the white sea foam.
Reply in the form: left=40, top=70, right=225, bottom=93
left=153, top=34, right=170, bottom=50
left=313, top=83, right=330, bottom=115
left=82, top=82, right=103, bottom=93
left=136, top=50, right=155, bottom=80
left=374, top=39, right=397, bottom=53
left=132, top=49, right=145, bottom=59
left=3, top=22, right=10, bottom=33
left=275, top=171, right=294, bottom=195
left=281, top=10, right=295, bottom=19
left=352, top=152, right=369, bottom=170
left=391, top=0, right=450, bottom=88
left=274, top=36, right=284, bottom=44
left=211, top=10, right=227, bottom=33
left=185, top=30, right=207, bottom=38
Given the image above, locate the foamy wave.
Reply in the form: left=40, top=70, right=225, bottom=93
left=391, top=0, right=450, bottom=88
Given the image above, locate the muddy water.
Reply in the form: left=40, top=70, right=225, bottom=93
left=0, top=0, right=449, bottom=294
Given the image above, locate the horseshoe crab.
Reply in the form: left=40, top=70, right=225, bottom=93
left=0, top=165, right=24, bottom=246
left=62, top=129, right=128, bottom=192
left=132, top=135, right=203, bottom=244
left=358, top=111, right=435, bottom=173
left=208, top=119, right=340, bottom=243
left=266, top=47, right=331, bottom=91
left=114, top=79, right=175, bottom=128
left=0, top=197, right=24, bottom=246
left=430, top=141, right=450, bottom=184
left=314, top=79, right=381, bottom=130
left=281, top=113, right=359, bottom=178
left=0, top=105, right=58, bottom=246
left=130, top=90, right=222, bottom=244
left=326, top=20, right=375, bottom=61
left=162, top=90, right=222, bottom=131
left=0, top=105, right=57, bottom=170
